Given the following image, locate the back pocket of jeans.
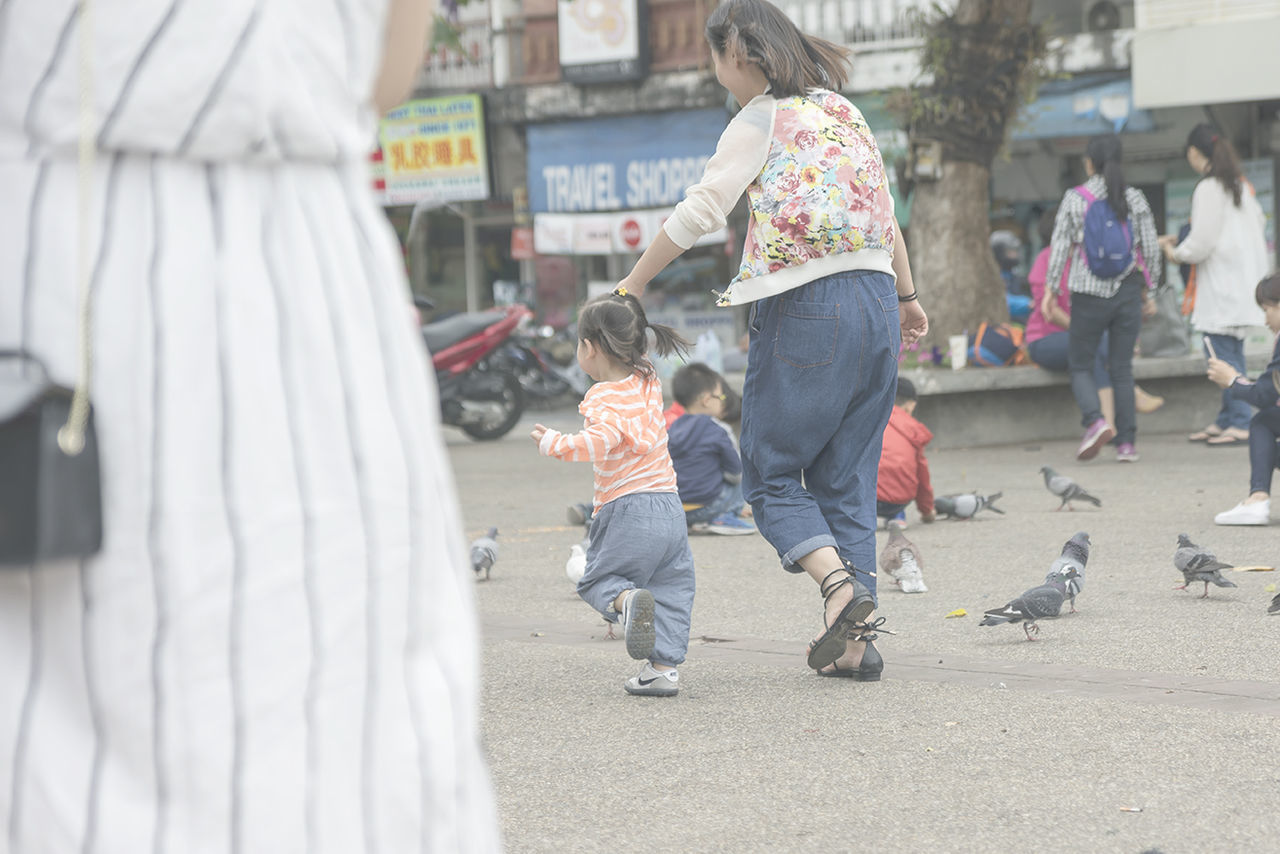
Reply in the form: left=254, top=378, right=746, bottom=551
left=774, top=299, right=838, bottom=368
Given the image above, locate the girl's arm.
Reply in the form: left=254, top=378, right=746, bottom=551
left=892, top=218, right=928, bottom=343
left=537, top=419, right=624, bottom=462
left=1044, top=198, right=1076, bottom=294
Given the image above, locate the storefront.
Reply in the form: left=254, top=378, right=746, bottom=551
left=524, top=107, right=743, bottom=350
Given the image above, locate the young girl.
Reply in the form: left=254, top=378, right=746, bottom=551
left=608, top=0, right=928, bottom=680
left=1045, top=135, right=1160, bottom=463
left=1207, top=273, right=1280, bottom=526
left=531, top=292, right=695, bottom=695
left=1159, top=123, right=1270, bottom=446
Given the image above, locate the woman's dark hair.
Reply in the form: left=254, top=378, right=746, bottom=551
left=577, top=292, right=688, bottom=380
left=1037, top=204, right=1059, bottom=246
left=1085, top=135, right=1129, bottom=221
left=1256, top=272, right=1280, bottom=307
left=1187, top=122, right=1244, bottom=206
left=705, top=0, right=851, bottom=98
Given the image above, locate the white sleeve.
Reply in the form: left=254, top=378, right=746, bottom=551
left=1173, top=180, right=1226, bottom=265
left=663, top=97, right=773, bottom=250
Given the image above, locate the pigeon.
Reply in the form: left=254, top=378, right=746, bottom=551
left=1046, top=531, right=1090, bottom=613
left=878, top=525, right=927, bottom=593
left=979, top=568, right=1079, bottom=640
left=470, top=527, right=499, bottom=581
left=1039, top=466, right=1101, bottom=511
left=934, top=491, right=1004, bottom=519
left=1173, top=533, right=1237, bottom=598
left=565, top=539, right=588, bottom=583
left=1268, top=592, right=1280, bottom=615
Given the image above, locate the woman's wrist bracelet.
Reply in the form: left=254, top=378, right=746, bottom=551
left=898, top=290, right=919, bottom=303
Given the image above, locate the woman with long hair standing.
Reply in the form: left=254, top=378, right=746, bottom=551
left=1044, top=135, right=1160, bottom=462
left=1160, top=123, right=1270, bottom=447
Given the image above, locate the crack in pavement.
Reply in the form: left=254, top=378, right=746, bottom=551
left=484, top=615, right=1280, bottom=717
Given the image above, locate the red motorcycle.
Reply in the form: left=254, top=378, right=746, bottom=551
left=420, top=300, right=530, bottom=441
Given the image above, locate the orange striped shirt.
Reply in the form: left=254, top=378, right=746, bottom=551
left=538, top=371, right=678, bottom=510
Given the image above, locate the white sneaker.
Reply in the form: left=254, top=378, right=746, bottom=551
left=624, top=662, right=679, bottom=696
left=1214, top=499, right=1271, bottom=526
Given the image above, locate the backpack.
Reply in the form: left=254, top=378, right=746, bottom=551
left=968, top=321, right=1027, bottom=367
left=1075, top=185, right=1133, bottom=279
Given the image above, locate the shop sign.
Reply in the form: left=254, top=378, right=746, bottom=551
left=557, top=0, right=646, bottom=84
left=526, top=108, right=727, bottom=213
left=532, top=208, right=726, bottom=256
left=376, top=94, right=490, bottom=205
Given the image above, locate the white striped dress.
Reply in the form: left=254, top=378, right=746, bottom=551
left=0, top=2, right=500, bottom=852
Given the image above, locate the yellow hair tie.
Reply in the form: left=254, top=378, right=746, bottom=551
left=613, top=286, right=628, bottom=297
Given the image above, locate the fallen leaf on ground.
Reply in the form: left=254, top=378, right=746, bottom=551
left=945, top=608, right=967, bottom=618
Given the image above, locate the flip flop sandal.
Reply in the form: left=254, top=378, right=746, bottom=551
left=1189, top=426, right=1224, bottom=442
left=806, top=569, right=874, bottom=671
left=1207, top=431, right=1248, bottom=446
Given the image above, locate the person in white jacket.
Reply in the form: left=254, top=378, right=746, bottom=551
left=1160, top=123, right=1270, bottom=446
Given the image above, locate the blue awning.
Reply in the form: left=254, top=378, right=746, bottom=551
left=1011, top=74, right=1155, bottom=141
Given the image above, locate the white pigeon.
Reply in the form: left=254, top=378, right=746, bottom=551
left=470, top=527, right=498, bottom=581
left=565, top=541, right=587, bottom=583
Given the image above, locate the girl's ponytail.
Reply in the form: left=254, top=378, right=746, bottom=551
left=1086, top=134, right=1128, bottom=221
left=582, top=290, right=689, bottom=380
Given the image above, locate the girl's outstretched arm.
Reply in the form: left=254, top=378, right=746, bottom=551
left=893, top=217, right=928, bottom=344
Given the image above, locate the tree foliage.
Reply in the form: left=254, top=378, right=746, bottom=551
left=888, top=0, right=1048, bottom=167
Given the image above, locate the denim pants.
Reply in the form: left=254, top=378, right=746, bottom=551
left=1248, top=406, right=1280, bottom=495
left=1204, top=333, right=1252, bottom=430
left=1067, top=272, right=1143, bottom=444
left=740, top=271, right=900, bottom=601
left=684, top=480, right=746, bottom=525
left=1026, top=330, right=1111, bottom=390
left=578, top=492, right=695, bottom=668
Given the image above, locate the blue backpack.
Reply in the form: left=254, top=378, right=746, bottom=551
left=1076, top=185, right=1133, bottom=279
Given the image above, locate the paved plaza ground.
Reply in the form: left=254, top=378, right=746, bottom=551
left=447, top=410, right=1280, bottom=853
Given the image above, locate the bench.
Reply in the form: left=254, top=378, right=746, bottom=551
left=721, top=352, right=1271, bottom=450
left=903, top=353, right=1271, bottom=449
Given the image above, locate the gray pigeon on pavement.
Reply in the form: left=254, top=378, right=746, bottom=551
left=934, top=491, right=1004, bottom=519
left=1039, top=466, right=1101, bottom=511
left=879, top=525, right=927, bottom=593
left=1046, top=531, right=1090, bottom=613
left=979, top=568, right=1079, bottom=640
left=470, top=527, right=499, bottom=581
left=1173, top=533, right=1236, bottom=598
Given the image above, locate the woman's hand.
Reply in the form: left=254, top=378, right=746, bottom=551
left=899, top=300, right=928, bottom=344
left=1206, top=357, right=1239, bottom=389
left=1141, top=291, right=1158, bottom=319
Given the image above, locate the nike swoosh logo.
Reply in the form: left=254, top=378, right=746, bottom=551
left=638, top=676, right=659, bottom=686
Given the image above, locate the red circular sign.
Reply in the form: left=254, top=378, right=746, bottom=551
left=620, top=219, right=642, bottom=248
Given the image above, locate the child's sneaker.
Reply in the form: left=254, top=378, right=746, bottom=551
left=688, top=521, right=711, bottom=535
left=1115, top=442, right=1139, bottom=463
left=624, top=662, right=679, bottom=696
left=706, top=512, right=756, bottom=535
left=620, top=589, right=656, bottom=660
left=566, top=502, right=593, bottom=526
left=1076, top=418, right=1115, bottom=461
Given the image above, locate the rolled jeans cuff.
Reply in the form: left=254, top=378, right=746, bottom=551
left=781, top=534, right=839, bottom=574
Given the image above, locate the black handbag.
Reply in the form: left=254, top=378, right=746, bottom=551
left=0, top=352, right=103, bottom=565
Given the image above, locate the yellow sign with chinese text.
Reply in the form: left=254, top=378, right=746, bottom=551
left=378, top=95, right=490, bottom=204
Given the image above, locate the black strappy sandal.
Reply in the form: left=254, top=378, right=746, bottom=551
left=815, top=616, right=886, bottom=681
left=806, top=568, right=874, bottom=671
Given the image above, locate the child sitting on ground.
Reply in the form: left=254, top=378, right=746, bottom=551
left=876, top=378, right=936, bottom=527
left=667, top=362, right=756, bottom=535
left=1207, top=272, right=1280, bottom=526
left=531, top=290, right=695, bottom=696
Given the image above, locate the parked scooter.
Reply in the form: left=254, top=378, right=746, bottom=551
left=493, top=316, right=590, bottom=406
left=417, top=297, right=529, bottom=441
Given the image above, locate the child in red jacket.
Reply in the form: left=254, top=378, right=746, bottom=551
left=876, top=379, right=935, bottom=527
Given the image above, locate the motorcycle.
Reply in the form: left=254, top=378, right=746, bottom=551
left=492, top=317, right=590, bottom=407
left=419, top=299, right=530, bottom=441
